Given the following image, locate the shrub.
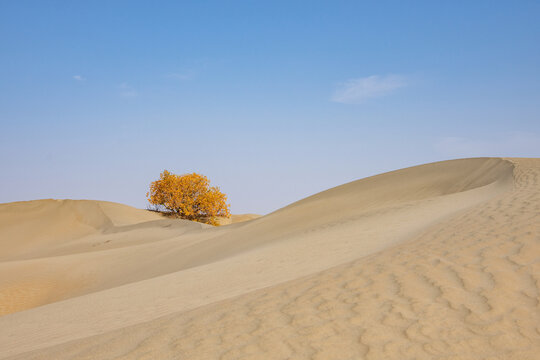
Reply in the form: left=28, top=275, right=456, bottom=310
left=147, top=170, right=230, bottom=225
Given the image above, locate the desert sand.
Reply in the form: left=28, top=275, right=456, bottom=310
left=0, top=157, right=539, bottom=359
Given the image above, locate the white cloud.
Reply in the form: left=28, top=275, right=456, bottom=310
left=118, top=83, right=138, bottom=97
left=73, top=75, right=86, bottom=81
left=331, top=74, right=407, bottom=104
left=435, top=132, right=540, bottom=158
left=167, top=71, right=194, bottom=81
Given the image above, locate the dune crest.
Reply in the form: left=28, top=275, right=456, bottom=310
left=1, top=157, right=539, bottom=359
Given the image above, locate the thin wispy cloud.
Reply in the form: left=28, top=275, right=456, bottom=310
left=73, top=75, right=86, bottom=81
left=331, top=74, right=407, bottom=104
left=166, top=71, right=195, bottom=81
left=435, top=132, right=540, bottom=157
left=118, top=83, right=138, bottom=98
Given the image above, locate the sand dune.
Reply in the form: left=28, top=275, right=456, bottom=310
left=1, top=158, right=539, bottom=359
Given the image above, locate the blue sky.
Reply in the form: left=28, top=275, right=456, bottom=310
left=1, top=1, right=539, bottom=214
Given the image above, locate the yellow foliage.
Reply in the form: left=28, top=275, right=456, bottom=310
left=147, top=170, right=230, bottom=226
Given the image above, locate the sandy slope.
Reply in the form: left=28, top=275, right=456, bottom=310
left=1, top=158, right=539, bottom=359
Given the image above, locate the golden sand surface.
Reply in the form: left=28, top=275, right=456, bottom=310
left=0, top=158, right=538, bottom=359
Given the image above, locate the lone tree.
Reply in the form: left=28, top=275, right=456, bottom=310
left=147, top=170, right=230, bottom=225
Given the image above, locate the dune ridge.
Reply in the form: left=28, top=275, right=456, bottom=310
left=1, top=157, right=539, bottom=359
